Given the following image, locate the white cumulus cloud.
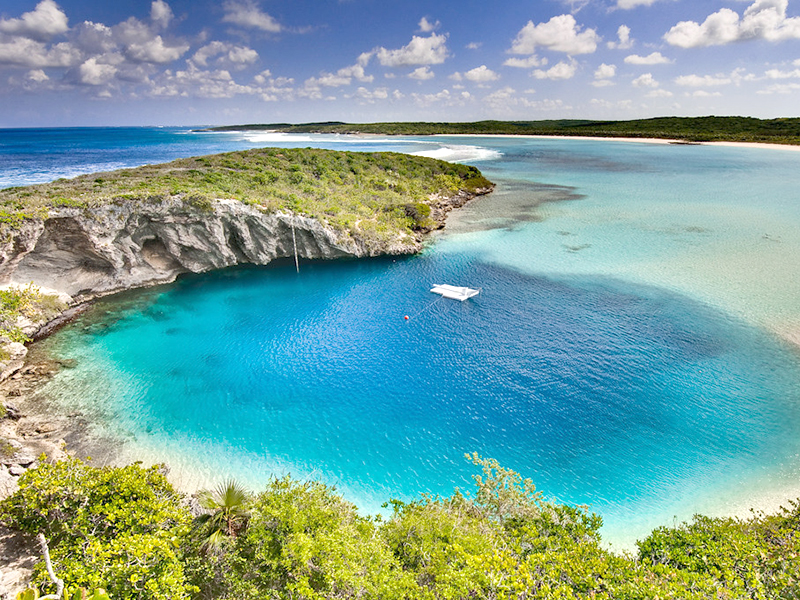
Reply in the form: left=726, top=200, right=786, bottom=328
left=510, top=15, right=599, bottom=55
left=125, top=35, right=188, bottom=63
left=376, top=33, right=449, bottom=67
left=607, top=25, right=634, bottom=50
left=304, top=55, right=374, bottom=89
left=758, top=82, right=800, bottom=93
left=191, top=42, right=258, bottom=69
left=79, top=56, right=118, bottom=85
left=674, top=73, right=733, bottom=86
left=625, top=52, right=672, bottom=65
left=408, top=66, right=435, bottom=80
left=253, top=70, right=295, bottom=101
left=222, top=0, right=282, bottom=33
left=0, top=37, right=79, bottom=68
left=456, top=65, right=500, bottom=83
left=595, top=63, right=616, bottom=79
left=617, top=0, right=663, bottom=9
left=664, top=0, right=800, bottom=48
left=150, top=64, right=256, bottom=98
left=26, top=68, right=49, bottom=82
left=503, top=55, right=546, bottom=68
left=411, top=88, right=453, bottom=107
left=418, top=17, right=440, bottom=33
left=0, top=0, right=69, bottom=41
left=765, top=67, right=800, bottom=78
left=150, top=0, right=173, bottom=29
left=483, top=86, right=569, bottom=112
left=646, top=88, right=673, bottom=97
left=354, top=86, right=390, bottom=101
left=592, top=63, right=616, bottom=87
left=531, top=60, right=578, bottom=80
left=632, top=72, right=659, bottom=87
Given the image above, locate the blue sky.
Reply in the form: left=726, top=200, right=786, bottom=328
left=2, top=0, right=800, bottom=126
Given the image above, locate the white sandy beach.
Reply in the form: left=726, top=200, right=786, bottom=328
left=438, top=132, right=800, bottom=152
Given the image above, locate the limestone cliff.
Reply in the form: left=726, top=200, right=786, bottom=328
left=0, top=190, right=484, bottom=302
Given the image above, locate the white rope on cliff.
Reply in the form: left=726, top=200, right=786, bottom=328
left=291, top=213, right=300, bottom=273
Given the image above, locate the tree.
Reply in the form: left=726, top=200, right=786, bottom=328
left=194, top=479, right=250, bottom=553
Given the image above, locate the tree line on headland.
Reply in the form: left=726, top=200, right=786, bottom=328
left=0, top=147, right=491, bottom=233
left=207, top=116, right=800, bottom=145
left=1, top=454, right=798, bottom=599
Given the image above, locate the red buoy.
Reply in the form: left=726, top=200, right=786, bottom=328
left=404, top=315, right=409, bottom=320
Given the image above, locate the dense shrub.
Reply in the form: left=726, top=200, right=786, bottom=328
left=3, top=454, right=800, bottom=599
left=189, top=476, right=414, bottom=600
left=0, top=457, right=195, bottom=600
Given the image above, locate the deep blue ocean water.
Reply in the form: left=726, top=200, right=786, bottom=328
left=4, top=127, right=800, bottom=548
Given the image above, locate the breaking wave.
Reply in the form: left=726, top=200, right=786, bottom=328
left=411, top=144, right=502, bottom=163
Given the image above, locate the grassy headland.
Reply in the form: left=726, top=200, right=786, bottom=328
left=0, top=147, right=492, bottom=233
left=207, top=116, right=800, bottom=145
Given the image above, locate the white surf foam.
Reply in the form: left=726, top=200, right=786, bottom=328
left=411, top=144, right=502, bottom=163
left=241, top=132, right=317, bottom=144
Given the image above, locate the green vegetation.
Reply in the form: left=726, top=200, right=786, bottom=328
left=194, top=479, right=250, bottom=552
left=1, top=457, right=196, bottom=600
left=0, top=437, right=16, bottom=458
left=209, top=116, right=800, bottom=145
left=3, top=454, right=800, bottom=599
left=0, top=284, right=67, bottom=346
left=0, top=148, right=492, bottom=240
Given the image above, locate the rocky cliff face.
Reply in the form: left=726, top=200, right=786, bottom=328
left=0, top=189, right=486, bottom=302
left=0, top=198, right=418, bottom=300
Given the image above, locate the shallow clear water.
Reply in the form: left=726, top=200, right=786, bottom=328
left=7, top=129, right=800, bottom=549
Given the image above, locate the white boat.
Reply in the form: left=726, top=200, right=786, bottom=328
left=430, top=284, right=480, bottom=301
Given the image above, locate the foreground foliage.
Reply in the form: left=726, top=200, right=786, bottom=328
left=211, top=116, right=800, bottom=145
left=1, top=457, right=195, bottom=600
left=0, top=147, right=492, bottom=234
left=3, top=454, right=800, bottom=599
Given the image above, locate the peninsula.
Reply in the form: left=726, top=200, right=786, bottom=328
left=206, top=116, right=800, bottom=145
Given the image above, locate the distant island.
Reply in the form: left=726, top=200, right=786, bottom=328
left=205, top=116, right=800, bottom=145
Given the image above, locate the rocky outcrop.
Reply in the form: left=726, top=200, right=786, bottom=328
left=0, top=197, right=427, bottom=301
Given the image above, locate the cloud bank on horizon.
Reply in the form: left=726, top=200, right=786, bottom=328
left=1, top=0, right=799, bottom=126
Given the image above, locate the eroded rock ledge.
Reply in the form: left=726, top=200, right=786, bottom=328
left=0, top=189, right=485, bottom=302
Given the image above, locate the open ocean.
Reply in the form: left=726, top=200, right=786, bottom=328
left=3, top=127, right=800, bottom=549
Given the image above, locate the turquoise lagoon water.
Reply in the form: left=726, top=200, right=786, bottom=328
left=5, top=129, right=800, bottom=548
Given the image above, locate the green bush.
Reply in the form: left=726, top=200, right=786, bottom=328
left=3, top=454, right=800, bottom=599
left=639, top=503, right=800, bottom=599
left=0, top=284, right=68, bottom=344
left=188, top=476, right=415, bottom=600
left=0, top=457, right=196, bottom=600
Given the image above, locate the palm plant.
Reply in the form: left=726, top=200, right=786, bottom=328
left=194, top=479, right=251, bottom=552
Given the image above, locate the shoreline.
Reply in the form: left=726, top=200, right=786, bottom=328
left=205, top=127, right=800, bottom=152
left=435, top=133, right=800, bottom=152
